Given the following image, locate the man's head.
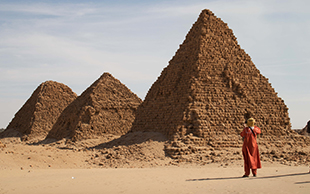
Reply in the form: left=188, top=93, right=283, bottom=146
left=247, top=118, right=255, bottom=127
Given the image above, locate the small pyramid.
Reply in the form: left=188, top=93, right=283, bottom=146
left=131, top=9, right=292, bottom=142
left=46, top=73, right=142, bottom=141
left=2, top=81, right=77, bottom=140
left=299, top=120, right=310, bottom=136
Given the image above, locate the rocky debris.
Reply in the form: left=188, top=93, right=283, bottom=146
left=259, top=139, right=310, bottom=166
left=69, top=132, right=310, bottom=168
left=164, top=139, right=310, bottom=167
left=164, top=133, right=242, bottom=158
left=1, top=81, right=77, bottom=141
left=88, top=140, right=169, bottom=168
left=260, top=149, right=310, bottom=165
left=1, top=131, right=309, bottom=169
left=0, top=141, right=6, bottom=148
left=47, top=73, right=142, bottom=141
left=164, top=132, right=310, bottom=165
left=86, top=131, right=169, bottom=168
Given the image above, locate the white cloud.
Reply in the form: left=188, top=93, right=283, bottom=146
left=0, top=32, right=158, bottom=83
left=0, top=3, right=98, bottom=18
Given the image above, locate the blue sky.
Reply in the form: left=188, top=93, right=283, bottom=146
left=0, top=0, right=309, bottom=129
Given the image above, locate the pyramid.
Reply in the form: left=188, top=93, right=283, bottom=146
left=298, top=120, right=310, bottom=136
left=131, top=9, right=293, bottom=144
left=46, top=73, right=142, bottom=141
left=1, top=81, right=77, bottom=140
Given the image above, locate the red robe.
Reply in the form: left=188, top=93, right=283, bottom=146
left=240, top=126, right=262, bottom=170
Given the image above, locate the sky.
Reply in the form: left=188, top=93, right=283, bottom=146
left=0, top=0, right=309, bottom=129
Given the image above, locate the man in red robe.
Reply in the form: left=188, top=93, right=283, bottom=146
left=240, top=118, right=262, bottom=177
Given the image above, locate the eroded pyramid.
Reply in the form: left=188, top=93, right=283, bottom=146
left=299, top=120, right=310, bottom=136
left=47, top=73, right=142, bottom=141
left=131, top=9, right=292, bottom=143
left=2, top=81, right=77, bottom=140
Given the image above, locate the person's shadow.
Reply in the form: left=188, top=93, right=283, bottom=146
left=186, top=172, right=310, bottom=181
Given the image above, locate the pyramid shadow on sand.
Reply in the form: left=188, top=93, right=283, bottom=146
left=89, top=131, right=168, bottom=150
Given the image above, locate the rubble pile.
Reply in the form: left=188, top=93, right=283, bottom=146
left=0, top=140, right=6, bottom=148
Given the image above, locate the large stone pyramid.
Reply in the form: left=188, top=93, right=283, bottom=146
left=131, top=9, right=292, bottom=143
left=2, top=81, right=77, bottom=140
left=47, top=73, right=142, bottom=141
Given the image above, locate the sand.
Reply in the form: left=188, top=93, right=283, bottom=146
left=1, top=165, right=309, bottom=194
left=0, top=137, right=309, bottom=194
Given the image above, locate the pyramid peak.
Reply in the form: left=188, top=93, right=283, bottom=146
left=40, top=80, right=67, bottom=86
left=39, top=80, right=74, bottom=89
left=81, top=72, right=130, bottom=96
left=38, top=80, right=60, bottom=89
left=200, top=9, right=215, bottom=17
left=101, top=72, right=113, bottom=78
left=42, top=80, right=59, bottom=84
left=37, top=80, right=77, bottom=97
left=91, top=72, right=120, bottom=87
left=196, top=9, right=218, bottom=24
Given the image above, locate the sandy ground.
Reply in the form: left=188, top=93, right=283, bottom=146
left=0, top=136, right=309, bottom=194
left=0, top=165, right=309, bottom=194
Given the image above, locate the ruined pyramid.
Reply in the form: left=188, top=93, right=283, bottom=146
left=131, top=9, right=292, bottom=144
left=47, top=73, right=142, bottom=141
left=2, top=81, right=77, bottom=140
left=299, top=120, right=310, bottom=136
